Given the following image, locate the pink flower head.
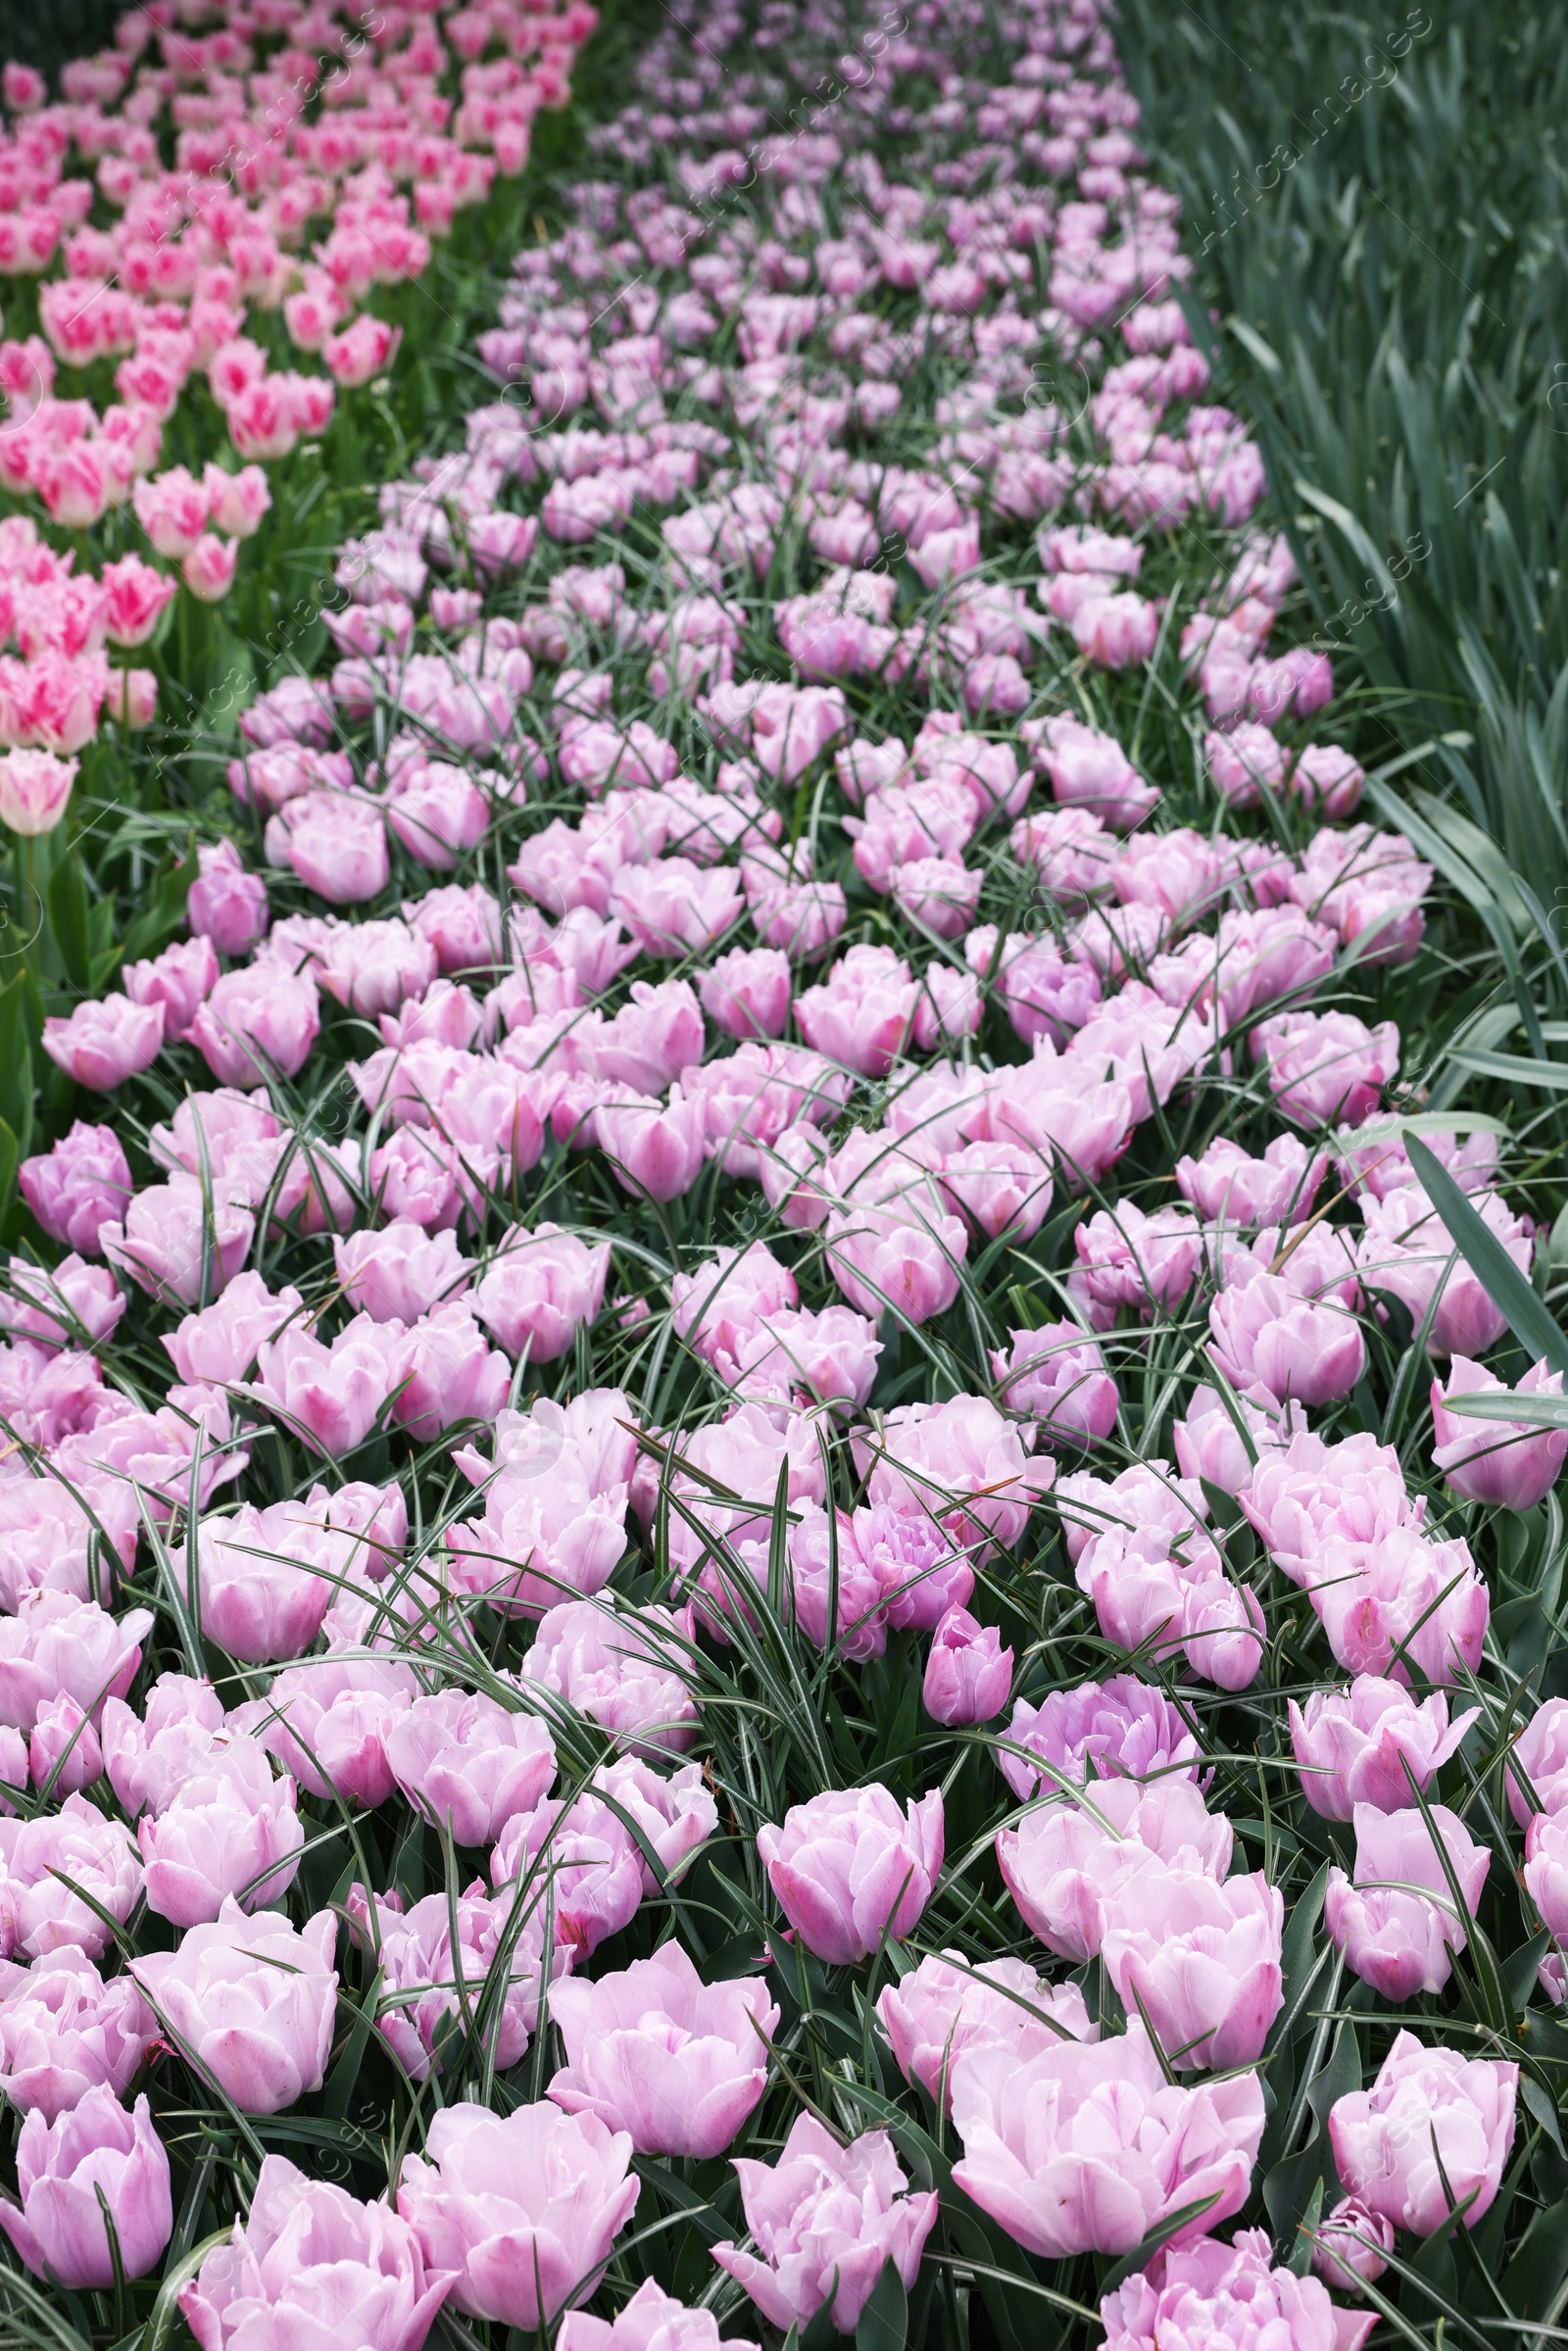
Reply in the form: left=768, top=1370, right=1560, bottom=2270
left=1329, top=2030, right=1516, bottom=2238
left=0, top=2085, right=171, bottom=2289
left=1325, top=1801, right=1490, bottom=1999
left=548, top=1940, right=777, bottom=2158
left=878, top=1952, right=1095, bottom=2111
left=1101, top=1866, right=1284, bottom=2070
left=1100, top=2230, right=1376, bottom=2351
left=856, top=1396, right=1054, bottom=1553
left=1432, top=1356, right=1568, bottom=1509
left=950, top=2021, right=1264, bottom=2258
left=179, top=2153, right=454, bottom=2351
left=19, top=1121, right=132, bottom=1256
left=713, top=2115, right=938, bottom=2333
left=0, top=1945, right=153, bottom=2123
left=472, top=1222, right=611, bottom=1361
left=41, top=994, right=163, bottom=1091
left=1290, top=1678, right=1477, bottom=1821
left=1208, top=1273, right=1366, bottom=1407
left=757, top=1785, right=944, bottom=1964
left=385, top=1691, right=557, bottom=1849
left=396, top=2099, right=638, bottom=2330
left=131, top=1900, right=337, bottom=2116
left=1251, top=1008, right=1398, bottom=1128
left=990, top=1323, right=1119, bottom=1445
left=923, top=1606, right=1013, bottom=1726
left=997, top=1776, right=1232, bottom=1962
left=559, top=2282, right=756, bottom=2351
left=998, top=1676, right=1203, bottom=1805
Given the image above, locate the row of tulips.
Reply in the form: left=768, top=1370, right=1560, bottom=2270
left=0, top=2, right=1555, bottom=2351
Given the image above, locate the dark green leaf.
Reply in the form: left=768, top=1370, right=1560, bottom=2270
left=856, top=2258, right=907, bottom=2351
left=1405, top=1136, right=1568, bottom=1376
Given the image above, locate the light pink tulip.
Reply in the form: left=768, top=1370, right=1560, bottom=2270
left=713, top=2116, right=938, bottom=2333
left=0, top=2085, right=171, bottom=2288
left=1325, top=1801, right=1489, bottom=1999
left=180, top=2154, right=453, bottom=2351
left=0, top=1945, right=152, bottom=2122
left=549, top=1940, right=777, bottom=2157
left=131, top=1900, right=337, bottom=2115
left=1329, top=2030, right=1516, bottom=2237
left=757, top=1786, right=943, bottom=1964
left=1102, top=2229, right=1376, bottom=2351
left=1289, top=1678, right=1476, bottom=1820
left=397, top=2100, right=639, bottom=2329
left=950, top=2022, right=1264, bottom=2258
left=878, top=1951, right=1095, bottom=2111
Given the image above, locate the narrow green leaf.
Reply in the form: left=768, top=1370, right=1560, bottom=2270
left=856, top=2258, right=907, bottom=2351
left=1405, top=1136, right=1568, bottom=1376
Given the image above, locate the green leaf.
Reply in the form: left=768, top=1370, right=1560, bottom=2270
left=1443, top=1391, right=1568, bottom=1428
left=856, top=2258, right=907, bottom=2351
left=46, top=849, right=90, bottom=992
left=1500, top=2190, right=1568, bottom=2322
left=1404, top=1135, right=1568, bottom=1377
left=1097, top=2192, right=1220, bottom=2297
left=0, top=973, right=34, bottom=1160
left=118, top=842, right=196, bottom=971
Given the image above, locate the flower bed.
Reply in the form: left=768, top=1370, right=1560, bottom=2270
left=0, top=2, right=1558, bottom=2349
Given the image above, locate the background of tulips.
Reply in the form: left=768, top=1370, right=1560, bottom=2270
left=0, top=1, right=1563, bottom=2351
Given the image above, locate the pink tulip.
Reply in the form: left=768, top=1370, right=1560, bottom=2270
left=840, top=1503, right=974, bottom=1630
left=187, top=839, right=270, bottom=956
left=1329, top=2029, right=1517, bottom=2237
left=28, top=1694, right=102, bottom=1795
left=0, top=1945, right=152, bottom=2122
left=203, top=463, right=271, bottom=538
left=757, top=1785, right=943, bottom=1964
left=272, top=791, right=390, bottom=904
left=1313, top=2195, right=1395, bottom=2294
left=1431, top=1356, right=1568, bottom=1509
left=1524, top=1809, right=1568, bottom=1944
left=188, top=965, right=319, bottom=1085
left=241, top=1317, right=400, bottom=1457
left=596, top=1087, right=707, bottom=1201
left=180, top=2154, right=454, bottom=2351
left=857, top=1396, right=1054, bottom=1552
left=335, top=1222, right=472, bottom=1324
left=998, top=1675, right=1203, bottom=1804
left=0, top=1592, right=151, bottom=1735
left=198, top=1487, right=377, bottom=1663
left=923, top=1607, right=1013, bottom=1725
left=131, top=1900, right=337, bottom=2115
left=1101, top=1866, right=1283, bottom=2069
left=346, top=1881, right=560, bottom=2081
left=385, top=1691, right=557, bottom=1848
left=1289, top=1678, right=1476, bottom=1820
left=1176, top=1134, right=1326, bottom=1226
left=162, top=1270, right=305, bottom=1387
left=238, top=1654, right=415, bottom=1808
left=0, top=1792, right=141, bottom=1959
left=559, top=2280, right=758, bottom=2351
left=548, top=1940, right=777, bottom=2157
left=713, top=2115, right=938, bottom=2333
left=397, top=2099, right=639, bottom=2329
left=101, top=1171, right=254, bottom=1306
left=133, top=465, right=211, bottom=559
left=1102, top=2230, right=1376, bottom=2351
left=1325, top=1801, right=1489, bottom=1999
left=1251, top=1008, right=1398, bottom=1128
left=138, top=1765, right=304, bottom=1926
left=1071, top=589, right=1159, bottom=667
left=0, top=747, right=76, bottom=835
left=0, top=2085, right=171, bottom=2289
left=990, top=1322, right=1119, bottom=1443
left=997, top=1778, right=1232, bottom=1962
left=1308, top=1522, right=1489, bottom=1689
left=699, top=946, right=791, bottom=1039
left=19, top=1121, right=132, bottom=1256
left=323, top=315, right=402, bottom=387
left=183, top=533, right=239, bottom=602
left=1208, top=1273, right=1365, bottom=1407
left=521, top=1599, right=697, bottom=1755
left=950, top=2022, right=1264, bottom=2258
left=1513, top=1703, right=1568, bottom=1824
left=472, top=1222, right=611, bottom=1360
left=877, top=1951, right=1095, bottom=2111
left=40, top=994, right=164, bottom=1090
